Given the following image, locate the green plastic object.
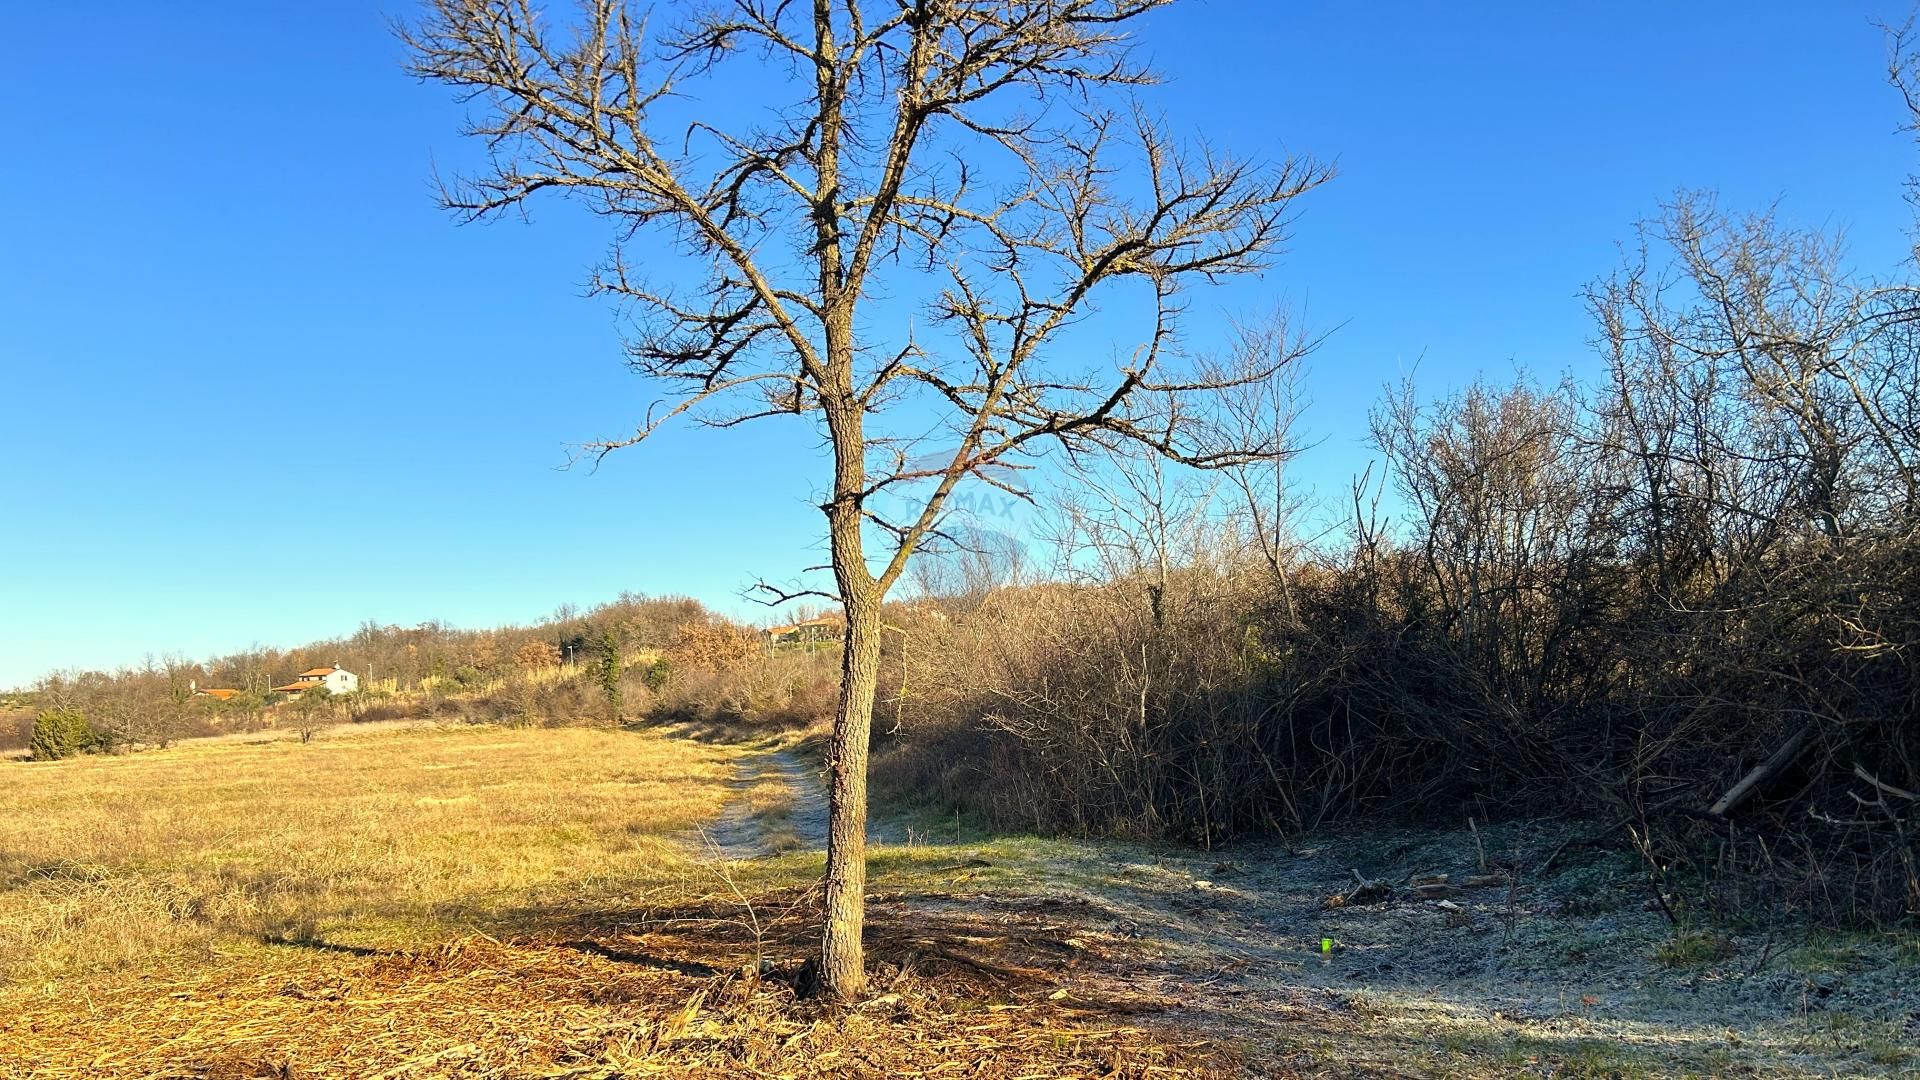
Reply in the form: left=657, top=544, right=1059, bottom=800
left=1321, top=937, right=1334, bottom=954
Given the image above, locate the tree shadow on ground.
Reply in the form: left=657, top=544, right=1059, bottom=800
left=472, top=883, right=1126, bottom=1006
left=630, top=713, right=820, bottom=747
left=259, top=933, right=387, bottom=958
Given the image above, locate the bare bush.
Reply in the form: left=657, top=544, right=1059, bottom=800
left=664, top=621, right=761, bottom=676
left=649, top=648, right=839, bottom=733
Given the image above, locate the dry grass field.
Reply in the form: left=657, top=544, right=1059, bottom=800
left=0, top=724, right=1218, bottom=1079
left=4, top=722, right=1914, bottom=1079
left=0, top=726, right=735, bottom=985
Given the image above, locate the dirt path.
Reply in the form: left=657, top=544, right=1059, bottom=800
left=699, top=747, right=906, bottom=860
left=700, top=749, right=828, bottom=859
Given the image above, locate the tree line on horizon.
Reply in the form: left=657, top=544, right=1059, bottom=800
left=0, top=594, right=740, bottom=752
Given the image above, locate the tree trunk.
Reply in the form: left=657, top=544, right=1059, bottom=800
left=817, top=368, right=879, bottom=1000
left=819, top=580, right=882, bottom=999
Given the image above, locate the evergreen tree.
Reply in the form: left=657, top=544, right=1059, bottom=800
left=29, top=708, right=93, bottom=761
left=597, top=629, right=622, bottom=724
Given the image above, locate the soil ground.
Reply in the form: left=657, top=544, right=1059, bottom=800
left=703, top=748, right=833, bottom=858
left=703, top=746, right=905, bottom=859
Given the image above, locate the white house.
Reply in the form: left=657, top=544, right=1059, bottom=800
left=272, top=665, right=359, bottom=697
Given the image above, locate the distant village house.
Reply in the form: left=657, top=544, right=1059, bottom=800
left=271, top=665, right=360, bottom=697
left=763, top=614, right=845, bottom=648
left=192, top=687, right=243, bottom=702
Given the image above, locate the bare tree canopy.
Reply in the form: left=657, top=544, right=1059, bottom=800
left=405, top=0, right=1327, bottom=998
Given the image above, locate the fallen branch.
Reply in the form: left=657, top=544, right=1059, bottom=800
left=1708, top=724, right=1813, bottom=818
left=1324, top=870, right=1392, bottom=909
left=1854, top=764, right=1917, bottom=802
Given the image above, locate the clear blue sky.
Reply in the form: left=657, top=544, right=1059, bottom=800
left=2, top=1, right=1913, bottom=688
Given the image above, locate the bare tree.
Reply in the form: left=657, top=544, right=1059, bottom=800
left=290, top=687, right=336, bottom=745
left=1202, top=311, right=1321, bottom=620
left=404, top=0, right=1327, bottom=997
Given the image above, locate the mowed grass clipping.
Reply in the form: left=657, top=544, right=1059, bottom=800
left=0, top=725, right=737, bottom=983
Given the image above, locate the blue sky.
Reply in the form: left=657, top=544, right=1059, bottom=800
left=2, top=1, right=1914, bottom=688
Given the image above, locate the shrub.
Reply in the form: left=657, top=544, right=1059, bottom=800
left=515, top=640, right=562, bottom=671
left=663, top=620, right=760, bottom=673
left=290, top=688, right=335, bottom=744
left=645, top=647, right=837, bottom=732
left=29, top=708, right=94, bottom=761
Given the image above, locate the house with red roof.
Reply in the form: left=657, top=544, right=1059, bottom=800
left=271, top=665, right=360, bottom=697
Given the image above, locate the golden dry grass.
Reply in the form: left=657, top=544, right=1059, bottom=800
left=0, top=725, right=733, bottom=985
left=0, top=724, right=1227, bottom=1079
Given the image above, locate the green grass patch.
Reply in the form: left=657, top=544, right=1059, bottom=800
left=1653, top=929, right=1735, bottom=968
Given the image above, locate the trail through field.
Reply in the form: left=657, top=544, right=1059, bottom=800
left=701, top=749, right=829, bottom=859
left=701, top=747, right=911, bottom=860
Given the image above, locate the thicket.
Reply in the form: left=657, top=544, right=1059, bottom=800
left=873, top=194, right=1920, bottom=926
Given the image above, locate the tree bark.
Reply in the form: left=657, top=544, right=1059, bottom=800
left=819, top=364, right=877, bottom=999
left=819, top=580, right=881, bottom=999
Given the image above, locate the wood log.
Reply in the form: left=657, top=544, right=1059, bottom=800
left=1708, top=724, right=1814, bottom=818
